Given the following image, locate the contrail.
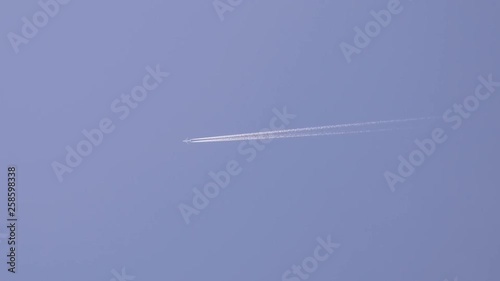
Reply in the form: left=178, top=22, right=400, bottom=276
left=189, top=127, right=409, bottom=143
left=184, top=117, right=432, bottom=144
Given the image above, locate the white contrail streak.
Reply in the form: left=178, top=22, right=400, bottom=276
left=189, top=127, right=408, bottom=143
left=187, top=117, right=432, bottom=144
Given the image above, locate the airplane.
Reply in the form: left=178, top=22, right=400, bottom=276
left=183, top=138, right=192, bottom=144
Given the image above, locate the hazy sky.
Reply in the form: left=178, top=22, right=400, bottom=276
left=0, top=0, right=499, bottom=281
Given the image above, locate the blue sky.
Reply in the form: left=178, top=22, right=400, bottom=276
left=0, top=0, right=499, bottom=280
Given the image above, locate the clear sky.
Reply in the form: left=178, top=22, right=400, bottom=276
left=0, top=0, right=499, bottom=280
